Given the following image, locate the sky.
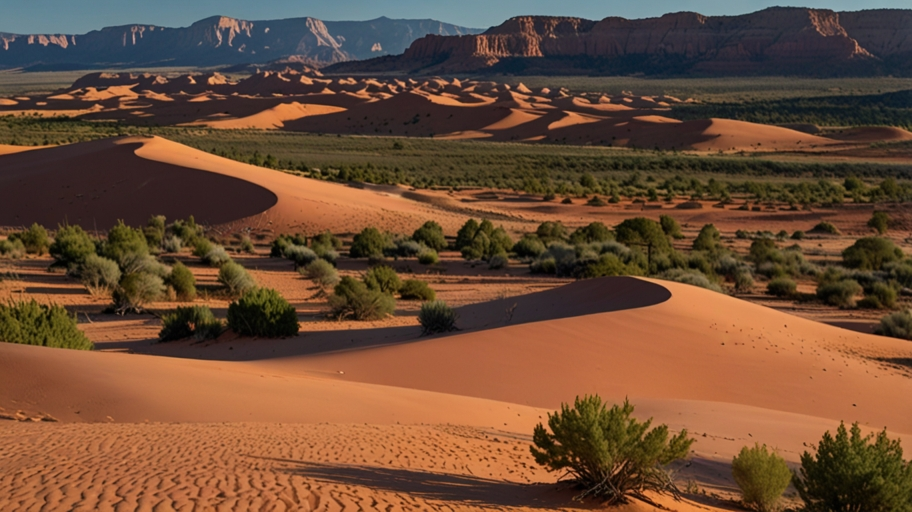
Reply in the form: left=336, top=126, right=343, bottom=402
left=1, top=0, right=908, bottom=34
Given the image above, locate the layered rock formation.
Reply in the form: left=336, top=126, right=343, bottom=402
left=0, top=16, right=482, bottom=70
left=330, top=7, right=912, bottom=76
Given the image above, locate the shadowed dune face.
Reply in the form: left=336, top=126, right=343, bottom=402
left=0, top=138, right=277, bottom=228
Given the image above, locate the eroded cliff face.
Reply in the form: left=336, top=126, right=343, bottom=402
left=371, top=7, right=911, bottom=76
left=0, top=16, right=482, bottom=69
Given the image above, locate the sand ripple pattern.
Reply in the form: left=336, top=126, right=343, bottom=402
left=0, top=423, right=566, bottom=512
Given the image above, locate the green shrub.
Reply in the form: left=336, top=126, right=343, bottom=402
left=455, top=219, right=481, bottom=250
left=817, top=279, right=862, bottom=308
left=363, top=265, right=401, bottom=295
left=536, top=221, right=568, bottom=244
left=162, top=235, right=183, bottom=253
left=144, top=215, right=166, bottom=250
left=734, top=270, right=755, bottom=293
left=532, top=396, right=693, bottom=504
left=270, top=233, right=306, bottom=258
left=412, top=221, right=447, bottom=251
left=732, top=444, right=792, bottom=512
left=11, top=223, right=50, bottom=255
left=767, top=277, right=797, bottom=297
left=218, top=262, right=256, bottom=297
left=862, top=281, right=897, bottom=309
left=843, top=237, right=904, bottom=271
left=393, top=238, right=422, bottom=258
left=311, top=231, right=342, bottom=250
left=792, top=230, right=805, bottom=240
left=328, top=276, right=396, bottom=321
left=113, top=272, right=164, bottom=314
left=239, top=236, right=255, bottom=254
left=350, top=227, right=389, bottom=259
left=159, top=306, right=223, bottom=342
left=868, top=211, right=891, bottom=235
left=810, top=221, right=840, bottom=235
left=227, top=288, right=299, bottom=338
left=168, top=216, right=203, bottom=245
left=417, top=248, right=439, bottom=265
left=795, top=422, right=912, bottom=511
left=569, top=222, right=612, bottom=245
left=102, top=221, right=149, bottom=265
left=0, top=238, right=25, bottom=259
left=576, top=253, right=643, bottom=279
left=50, top=225, right=95, bottom=268
left=400, top=279, right=436, bottom=301
left=615, top=218, right=672, bottom=253
left=202, top=245, right=232, bottom=267
left=488, top=253, right=509, bottom=270
left=586, top=196, right=607, bottom=207
left=659, top=269, right=723, bottom=293
left=300, top=259, right=339, bottom=292
left=513, top=234, right=546, bottom=258
left=285, top=245, right=317, bottom=268
left=875, top=310, right=912, bottom=340
left=418, top=300, right=458, bottom=334
left=167, top=262, right=197, bottom=301
left=191, top=238, right=213, bottom=259
left=0, top=300, right=93, bottom=350
left=692, top=224, right=723, bottom=253
left=660, top=215, right=684, bottom=239
left=80, top=254, right=122, bottom=297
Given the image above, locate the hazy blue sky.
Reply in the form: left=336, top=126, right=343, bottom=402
left=1, top=0, right=908, bottom=34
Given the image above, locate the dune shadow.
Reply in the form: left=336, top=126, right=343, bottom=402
left=275, top=460, right=572, bottom=509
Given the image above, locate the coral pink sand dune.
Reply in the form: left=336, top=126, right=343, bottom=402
left=0, top=136, right=463, bottom=233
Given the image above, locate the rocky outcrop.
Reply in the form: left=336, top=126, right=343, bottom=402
left=331, top=7, right=912, bottom=76
left=0, top=16, right=483, bottom=70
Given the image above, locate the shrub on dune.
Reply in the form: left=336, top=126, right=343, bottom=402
left=531, top=396, right=693, bottom=505
left=875, top=310, right=912, bottom=340
left=418, top=300, right=457, bottom=334
left=658, top=269, right=723, bottom=293
left=162, top=235, right=183, bottom=254
left=191, top=238, right=214, bottom=259
left=10, top=223, right=50, bottom=255
left=49, top=225, right=95, bottom=268
left=488, top=253, right=509, bottom=270
left=569, top=222, right=613, bottom=245
left=0, top=300, right=93, bottom=350
left=731, top=444, right=792, bottom=512
left=102, top=221, right=149, bottom=266
left=285, top=244, right=318, bottom=269
left=513, top=234, right=546, bottom=259
left=615, top=218, right=671, bottom=253
left=328, top=276, right=395, bottom=321
left=412, top=221, right=447, bottom=252
left=159, top=305, right=223, bottom=342
left=167, top=262, right=197, bottom=302
left=400, top=280, right=436, bottom=301
left=143, top=215, right=167, bottom=250
left=300, top=259, right=339, bottom=293
left=842, top=237, right=903, bottom=271
left=660, top=215, right=684, bottom=240
left=861, top=281, right=897, bottom=309
left=363, top=265, right=401, bottom=295
left=0, top=238, right=25, bottom=259
left=816, top=279, right=862, bottom=308
left=112, top=272, right=165, bottom=314
left=227, top=288, right=299, bottom=338
left=868, top=211, right=890, bottom=235
left=417, top=248, right=439, bottom=265
left=80, top=254, right=122, bottom=297
left=202, top=245, right=232, bottom=267
left=767, top=277, right=797, bottom=297
left=218, top=262, right=256, bottom=297
left=350, top=227, right=390, bottom=259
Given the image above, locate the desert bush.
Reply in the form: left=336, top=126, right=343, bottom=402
left=767, top=277, right=797, bottom=297
left=412, top=221, right=447, bottom=251
left=659, top=215, right=684, bottom=239
left=615, top=218, right=671, bottom=253
left=843, top=237, right=904, bottom=271
left=311, top=231, right=342, bottom=251
left=792, top=230, right=805, bottom=240
left=417, top=248, right=439, bottom=265
left=532, top=396, right=693, bottom=505
left=731, top=444, right=792, bottom=512
left=162, top=235, right=183, bottom=253
left=218, top=262, right=256, bottom=297
left=586, top=196, right=608, bottom=207
left=102, top=221, right=149, bottom=266
left=400, top=279, right=436, bottom=301
left=159, top=306, right=223, bottom=342
left=692, top=224, right=723, bottom=253
left=227, top=288, right=299, bottom=338
left=350, top=227, right=390, bottom=259
left=285, top=244, right=318, bottom=268
left=49, top=225, right=95, bottom=268
left=167, top=262, right=197, bottom=301
left=734, top=270, right=755, bottom=292
left=270, top=233, right=307, bottom=258
left=869, top=211, right=891, bottom=234
left=300, top=259, right=339, bottom=292
left=576, top=253, right=643, bottom=279
left=569, top=222, right=612, bottom=245
left=531, top=243, right=578, bottom=277
left=80, top=254, right=121, bottom=296
left=794, top=422, right=912, bottom=511
left=658, top=269, right=723, bottom=293
left=363, top=265, right=402, bottom=295
left=862, top=281, right=897, bottom=309
left=191, top=238, right=213, bottom=258
left=328, top=276, right=396, bottom=321
left=144, top=215, right=166, bottom=250
left=513, top=234, right=546, bottom=258
left=119, top=252, right=167, bottom=278
left=202, top=245, right=232, bottom=267
left=817, top=279, right=862, bottom=308
left=239, top=236, right=255, bottom=254
left=0, top=300, right=93, bottom=350
left=168, top=216, right=204, bottom=245
left=455, top=219, right=481, bottom=250
left=876, top=310, right=912, bottom=340
left=810, top=221, right=840, bottom=235
left=392, top=238, right=422, bottom=258
left=536, top=221, right=568, bottom=244
left=488, top=253, right=509, bottom=270
left=0, top=238, right=25, bottom=259
left=418, top=300, right=458, bottom=334
left=10, top=223, right=50, bottom=255
left=113, top=272, right=165, bottom=314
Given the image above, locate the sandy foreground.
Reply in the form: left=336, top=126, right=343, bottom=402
left=2, top=276, right=911, bottom=511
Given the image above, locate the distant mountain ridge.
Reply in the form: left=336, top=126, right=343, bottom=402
left=0, top=16, right=484, bottom=70
left=328, top=7, right=912, bottom=77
